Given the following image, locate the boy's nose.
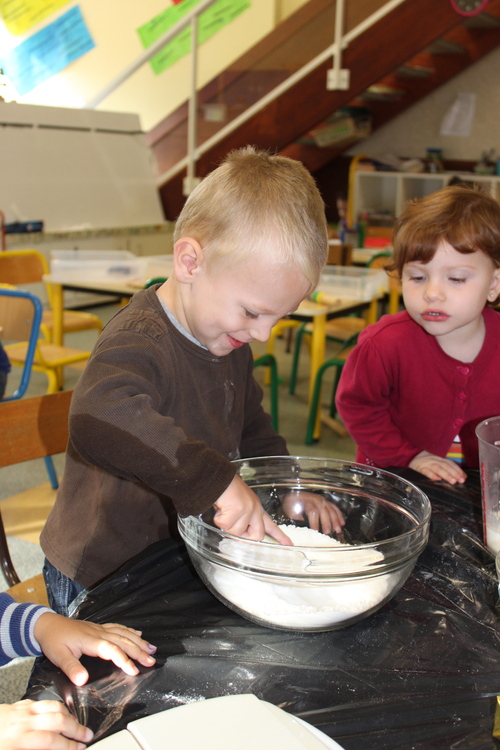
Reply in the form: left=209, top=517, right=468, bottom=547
left=249, top=319, right=274, bottom=342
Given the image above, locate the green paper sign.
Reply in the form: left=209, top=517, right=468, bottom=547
left=137, top=0, right=250, bottom=75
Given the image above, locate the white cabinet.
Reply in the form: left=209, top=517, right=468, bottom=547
left=351, top=170, right=500, bottom=227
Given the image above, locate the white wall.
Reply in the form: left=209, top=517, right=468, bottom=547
left=348, top=46, right=500, bottom=164
left=0, top=102, right=165, bottom=230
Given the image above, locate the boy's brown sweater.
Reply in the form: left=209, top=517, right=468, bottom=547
left=41, top=287, right=286, bottom=588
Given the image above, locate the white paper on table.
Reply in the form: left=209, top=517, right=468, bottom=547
left=440, top=93, right=476, bottom=137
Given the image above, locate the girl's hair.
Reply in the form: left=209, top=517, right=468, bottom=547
left=174, top=146, right=328, bottom=287
left=391, top=184, right=500, bottom=276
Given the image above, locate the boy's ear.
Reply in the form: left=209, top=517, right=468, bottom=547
left=173, top=238, right=204, bottom=283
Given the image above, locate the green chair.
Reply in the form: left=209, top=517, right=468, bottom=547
left=304, top=339, right=357, bottom=444
left=289, top=316, right=365, bottom=395
left=145, top=276, right=168, bottom=288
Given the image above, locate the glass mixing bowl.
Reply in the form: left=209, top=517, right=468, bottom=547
left=178, top=457, right=431, bottom=632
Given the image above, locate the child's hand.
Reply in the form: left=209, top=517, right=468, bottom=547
left=409, top=450, right=467, bottom=484
left=282, top=491, right=345, bottom=535
left=35, top=615, right=157, bottom=687
left=213, top=474, right=292, bottom=544
left=0, top=699, right=92, bottom=750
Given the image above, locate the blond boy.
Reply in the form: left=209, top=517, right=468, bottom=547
left=41, top=147, right=333, bottom=614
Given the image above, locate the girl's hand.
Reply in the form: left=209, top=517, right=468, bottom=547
left=35, top=615, right=157, bottom=687
left=409, top=450, right=467, bottom=484
left=282, top=491, right=345, bottom=535
left=0, top=699, right=92, bottom=750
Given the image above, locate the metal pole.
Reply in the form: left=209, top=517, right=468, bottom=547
left=184, top=14, right=200, bottom=197
left=86, top=0, right=216, bottom=109
left=327, top=0, right=349, bottom=91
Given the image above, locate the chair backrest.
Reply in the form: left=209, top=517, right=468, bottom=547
left=0, top=287, right=43, bottom=401
left=0, top=249, right=53, bottom=307
left=367, top=251, right=400, bottom=287
left=0, top=249, right=47, bottom=284
left=0, top=390, right=72, bottom=592
left=0, top=390, right=72, bottom=469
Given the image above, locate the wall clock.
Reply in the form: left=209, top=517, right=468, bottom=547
left=450, top=0, right=490, bottom=15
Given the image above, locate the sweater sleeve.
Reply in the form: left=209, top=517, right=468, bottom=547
left=69, top=340, right=235, bottom=514
left=0, top=593, right=52, bottom=665
left=335, top=336, right=422, bottom=468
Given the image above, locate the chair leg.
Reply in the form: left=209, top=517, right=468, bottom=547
left=289, top=323, right=307, bottom=395
left=253, top=354, right=279, bottom=432
left=44, top=456, right=59, bottom=490
left=0, top=510, right=20, bottom=586
left=44, top=369, right=60, bottom=394
left=329, top=366, right=344, bottom=420
left=305, top=359, right=339, bottom=445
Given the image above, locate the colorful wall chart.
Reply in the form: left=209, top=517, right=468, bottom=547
left=0, top=5, right=94, bottom=95
left=0, top=0, right=72, bottom=35
left=137, top=0, right=250, bottom=75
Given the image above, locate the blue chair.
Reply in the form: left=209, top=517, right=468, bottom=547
left=0, top=287, right=42, bottom=402
left=0, top=287, right=59, bottom=488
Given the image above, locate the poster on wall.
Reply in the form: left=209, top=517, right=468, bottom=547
left=0, top=5, right=94, bottom=96
left=137, top=0, right=250, bottom=75
left=0, top=0, right=72, bottom=36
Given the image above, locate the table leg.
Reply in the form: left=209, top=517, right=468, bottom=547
left=51, top=283, right=64, bottom=388
left=309, top=313, right=326, bottom=441
left=365, top=297, right=378, bottom=325
left=52, top=283, right=64, bottom=346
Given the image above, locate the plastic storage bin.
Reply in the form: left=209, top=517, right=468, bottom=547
left=316, top=265, right=388, bottom=301
left=50, top=250, right=145, bottom=283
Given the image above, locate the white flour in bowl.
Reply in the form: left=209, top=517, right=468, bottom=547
left=209, top=524, right=396, bottom=629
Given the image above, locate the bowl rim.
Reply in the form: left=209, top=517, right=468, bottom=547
left=179, top=456, right=432, bottom=556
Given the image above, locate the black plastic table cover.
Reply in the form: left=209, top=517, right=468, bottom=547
left=25, top=468, right=500, bottom=749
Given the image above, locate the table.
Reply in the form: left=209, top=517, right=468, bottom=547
left=44, top=255, right=174, bottom=347
left=25, top=470, right=500, bottom=749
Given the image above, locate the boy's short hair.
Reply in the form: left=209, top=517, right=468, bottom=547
left=392, top=184, right=500, bottom=275
left=174, top=146, right=328, bottom=287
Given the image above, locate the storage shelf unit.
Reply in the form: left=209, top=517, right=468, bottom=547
left=351, top=170, right=500, bottom=228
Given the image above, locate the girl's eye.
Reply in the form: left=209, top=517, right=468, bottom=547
left=244, top=310, right=258, bottom=319
left=408, top=275, right=425, bottom=282
left=450, top=277, right=466, bottom=283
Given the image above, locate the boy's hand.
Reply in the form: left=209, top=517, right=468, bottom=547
left=35, top=615, right=157, bottom=687
left=0, top=699, right=92, bottom=750
left=282, top=491, right=345, bottom=535
left=409, top=450, right=467, bottom=484
left=213, top=474, right=292, bottom=544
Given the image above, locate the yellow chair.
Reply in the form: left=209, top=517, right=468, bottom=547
left=0, top=249, right=103, bottom=343
left=0, top=283, right=91, bottom=393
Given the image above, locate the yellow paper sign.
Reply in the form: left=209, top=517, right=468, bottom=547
left=0, top=0, right=72, bottom=36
